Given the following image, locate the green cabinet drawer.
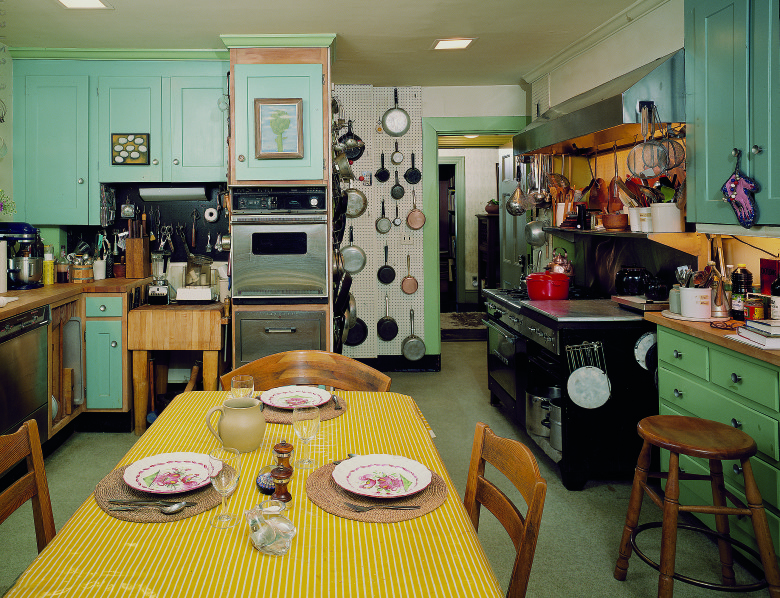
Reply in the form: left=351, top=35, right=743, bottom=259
left=710, top=348, right=780, bottom=413
left=724, top=455, right=780, bottom=508
left=86, top=296, right=123, bottom=317
left=657, top=328, right=709, bottom=380
left=660, top=366, right=779, bottom=460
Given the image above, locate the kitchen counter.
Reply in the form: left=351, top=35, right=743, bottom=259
left=0, top=279, right=152, bottom=319
left=522, top=299, right=646, bottom=322
left=645, top=311, right=780, bottom=368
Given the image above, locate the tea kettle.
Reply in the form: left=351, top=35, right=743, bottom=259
left=547, top=248, right=574, bottom=277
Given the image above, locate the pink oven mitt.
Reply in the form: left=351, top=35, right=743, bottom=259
left=721, top=149, right=759, bottom=228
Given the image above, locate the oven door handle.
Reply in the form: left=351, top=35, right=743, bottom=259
left=264, top=327, right=297, bottom=334
left=482, top=319, right=519, bottom=342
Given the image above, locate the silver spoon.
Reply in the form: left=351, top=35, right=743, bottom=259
left=109, top=501, right=188, bottom=515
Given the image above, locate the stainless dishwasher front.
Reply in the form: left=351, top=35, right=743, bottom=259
left=0, top=305, right=50, bottom=441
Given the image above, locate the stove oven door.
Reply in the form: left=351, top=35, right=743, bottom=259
left=484, top=317, right=527, bottom=424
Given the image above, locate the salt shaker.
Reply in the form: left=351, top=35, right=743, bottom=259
left=270, top=466, right=293, bottom=502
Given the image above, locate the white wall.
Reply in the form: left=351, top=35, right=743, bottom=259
left=422, top=85, right=526, bottom=118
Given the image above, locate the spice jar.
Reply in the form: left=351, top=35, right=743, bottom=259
left=273, top=440, right=294, bottom=470
left=270, top=466, right=293, bottom=502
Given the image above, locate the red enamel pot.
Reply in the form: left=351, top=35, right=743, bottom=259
left=526, top=272, right=570, bottom=300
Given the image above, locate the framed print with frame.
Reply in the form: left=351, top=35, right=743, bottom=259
left=254, top=98, right=304, bottom=159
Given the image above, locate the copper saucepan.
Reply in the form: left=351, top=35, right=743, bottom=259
left=406, top=190, right=425, bottom=230
left=401, top=254, right=418, bottom=295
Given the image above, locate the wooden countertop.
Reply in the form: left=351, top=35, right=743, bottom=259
left=645, top=311, right=780, bottom=368
left=0, top=278, right=151, bottom=319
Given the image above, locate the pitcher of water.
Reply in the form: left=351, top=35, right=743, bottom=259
left=205, top=375, right=266, bottom=453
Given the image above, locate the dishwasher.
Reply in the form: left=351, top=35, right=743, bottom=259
left=0, top=305, right=50, bottom=441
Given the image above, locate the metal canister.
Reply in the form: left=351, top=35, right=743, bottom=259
left=744, top=298, right=765, bottom=321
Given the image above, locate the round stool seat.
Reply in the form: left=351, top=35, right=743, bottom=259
left=638, top=415, right=757, bottom=461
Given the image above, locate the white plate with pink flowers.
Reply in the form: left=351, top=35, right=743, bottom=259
left=332, top=454, right=432, bottom=498
left=123, top=452, right=214, bottom=494
left=259, top=386, right=331, bottom=409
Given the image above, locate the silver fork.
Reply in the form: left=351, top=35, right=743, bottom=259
left=331, top=394, right=342, bottom=410
left=344, top=502, right=420, bottom=512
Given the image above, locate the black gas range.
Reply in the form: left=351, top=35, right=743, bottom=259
left=482, top=287, right=659, bottom=490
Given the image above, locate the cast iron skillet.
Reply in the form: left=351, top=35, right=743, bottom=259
left=377, top=293, right=398, bottom=341
left=377, top=245, right=396, bottom=284
left=345, top=318, right=368, bottom=346
left=375, top=153, right=390, bottom=183
left=404, top=153, right=421, bottom=185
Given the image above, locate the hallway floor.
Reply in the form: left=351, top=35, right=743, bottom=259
left=1, top=342, right=767, bottom=597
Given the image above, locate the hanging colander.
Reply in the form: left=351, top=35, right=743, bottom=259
left=658, top=124, right=686, bottom=170
left=627, top=104, right=669, bottom=178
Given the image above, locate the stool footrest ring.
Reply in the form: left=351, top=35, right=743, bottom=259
left=630, top=521, right=768, bottom=593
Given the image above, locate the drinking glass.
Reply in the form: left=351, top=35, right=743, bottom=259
left=292, top=406, right=321, bottom=469
left=231, top=375, right=254, bottom=400
left=208, top=446, right=241, bottom=528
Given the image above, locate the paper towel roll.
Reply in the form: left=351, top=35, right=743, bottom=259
left=0, top=240, right=7, bottom=293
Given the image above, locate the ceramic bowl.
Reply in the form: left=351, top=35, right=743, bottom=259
left=602, top=213, right=629, bottom=231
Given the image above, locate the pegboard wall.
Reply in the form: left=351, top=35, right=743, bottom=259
left=333, top=85, right=424, bottom=359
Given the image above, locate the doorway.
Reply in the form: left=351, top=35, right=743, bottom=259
left=439, top=163, right=456, bottom=313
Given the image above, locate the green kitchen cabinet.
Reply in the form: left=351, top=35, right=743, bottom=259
left=85, top=318, right=123, bottom=409
left=685, top=0, right=780, bottom=225
left=98, top=76, right=227, bottom=183
left=14, top=75, right=90, bottom=225
left=657, top=325, right=780, bottom=563
left=233, top=63, right=324, bottom=182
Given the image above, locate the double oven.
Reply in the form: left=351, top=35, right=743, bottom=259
left=484, top=288, right=658, bottom=490
left=230, top=186, right=328, bottom=367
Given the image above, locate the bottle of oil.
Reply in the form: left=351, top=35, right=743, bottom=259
left=731, top=264, right=753, bottom=321
left=56, top=245, right=69, bottom=283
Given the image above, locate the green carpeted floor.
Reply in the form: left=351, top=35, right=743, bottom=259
left=0, top=342, right=767, bottom=596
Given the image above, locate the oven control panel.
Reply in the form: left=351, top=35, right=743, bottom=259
left=485, top=300, right=559, bottom=354
left=231, top=186, right=327, bottom=214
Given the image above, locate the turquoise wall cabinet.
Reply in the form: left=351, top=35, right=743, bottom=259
left=233, top=63, right=324, bottom=182
left=685, top=0, right=780, bottom=225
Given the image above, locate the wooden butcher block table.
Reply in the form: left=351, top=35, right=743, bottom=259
left=128, top=302, right=228, bottom=435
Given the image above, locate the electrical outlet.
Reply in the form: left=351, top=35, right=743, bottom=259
left=471, top=276, right=478, bottom=288
left=400, top=235, right=413, bottom=245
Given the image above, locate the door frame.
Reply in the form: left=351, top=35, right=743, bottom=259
left=438, top=156, right=466, bottom=305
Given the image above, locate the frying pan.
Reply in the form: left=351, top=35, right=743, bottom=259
left=391, top=171, right=405, bottom=199
left=377, top=245, right=396, bottom=284
left=401, top=309, right=425, bottom=361
left=334, top=271, right=352, bottom=315
left=345, top=317, right=368, bottom=346
left=345, top=184, right=367, bottom=218
left=341, top=226, right=366, bottom=274
left=338, top=120, right=365, bottom=161
left=404, top=153, right=421, bottom=185
left=391, top=141, right=403, bottom=165
left=377, top=294, right=399, bottom=341
left=375, top=153, right=390, bottom=183
left=332, top=212, right=346, bottom=246
left=382, top=88, right=410, bottom=138
left=401, top=254, right=418, bottom=295
left=333, top=315, right=345, bottom=354
left=333, top=248, right=345, bottom=286
left=393, top=203, right=402, bottom=226
left=376, top=200, right=392, bottom=234
left=346, top=292, right=357, bottom=329
left=333, top=150, right=354, bottom=181
left=406, top=190, right=426, bottom=230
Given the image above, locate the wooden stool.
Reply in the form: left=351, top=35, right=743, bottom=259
left=614, top=415, right=780, bottom=597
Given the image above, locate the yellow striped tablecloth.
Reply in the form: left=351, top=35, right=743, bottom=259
left=6, top=391, right=503, bottom=598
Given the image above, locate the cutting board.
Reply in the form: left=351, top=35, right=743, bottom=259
left=612, top=295, right=669, bottom=312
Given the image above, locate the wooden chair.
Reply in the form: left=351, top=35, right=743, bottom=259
left=220, top=350, right=391, bottom=392
left=464, top=422, right=547, bottom=598
left=0, top=420, right=56, bottom=553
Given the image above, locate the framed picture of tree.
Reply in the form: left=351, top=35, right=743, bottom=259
left=254, top=98, right=304, bottom=159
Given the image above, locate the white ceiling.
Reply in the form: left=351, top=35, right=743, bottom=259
left=8, top=0, right=653, bottom=87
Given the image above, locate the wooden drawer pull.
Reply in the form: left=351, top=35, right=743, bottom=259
left=673, top=350, right=683, bottom=359
left=730, top=372, right=742, bottom=383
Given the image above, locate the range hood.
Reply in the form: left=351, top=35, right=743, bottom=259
left=513, top=49, right=685, bottom=156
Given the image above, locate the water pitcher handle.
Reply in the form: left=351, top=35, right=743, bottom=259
left=205, top=405, right=224, bottom=443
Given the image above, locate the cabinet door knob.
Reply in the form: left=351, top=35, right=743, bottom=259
left=673, top=350, right=683, bottom=359
left=752, top=145, right=763, bottom=155
left=731, top=373, right=741, bottom=383
left=238, top=155, right=246, bottom=162
left=673, top=388, right=683, bottom=398
left=733, top=464, right=743, bottom=475
left=99, top=304, right=106, bottom=311
left=731, top=418, right=742, bottom=429
left=173, top=159, right=180, bottom=165
left=78, top=178, right=84, bottom=184
left=152, top=159, right=159, bottom=165
left=111, top=341, right=117, bottom=348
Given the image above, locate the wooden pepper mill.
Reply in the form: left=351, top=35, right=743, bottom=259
left=270, top=466, right=293, bottom=502
left=273, top=440, right=294, bottom=471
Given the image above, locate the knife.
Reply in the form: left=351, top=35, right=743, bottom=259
left=108, top=499, right=197, bottom=506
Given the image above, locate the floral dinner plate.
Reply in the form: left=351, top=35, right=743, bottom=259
left=123, top=452, right=214, bottom=494
left=260, top=386, right=331, bottom=409
left=332, top=454, right=432, bottom=498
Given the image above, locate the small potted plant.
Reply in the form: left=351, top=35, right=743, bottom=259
left=485, top=199, right=499, bottom=214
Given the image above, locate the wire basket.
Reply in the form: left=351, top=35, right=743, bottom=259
left=566, top=341, right=607, bottom=375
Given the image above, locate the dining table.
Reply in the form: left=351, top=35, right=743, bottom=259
left=5, top=390, right=504, bottom=598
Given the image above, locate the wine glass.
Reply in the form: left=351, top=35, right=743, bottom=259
left=231, top=375, right=254, bottom=400
left=208, top=446, right=241, bottom=528
left=292, top=406, right=321, bottom=469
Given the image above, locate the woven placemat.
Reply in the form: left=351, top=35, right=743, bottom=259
left=94, top=465, right=222, bottom=523
left=262, top=396, right=349, bottom=425
left=305, top=463, right=448, bottom=523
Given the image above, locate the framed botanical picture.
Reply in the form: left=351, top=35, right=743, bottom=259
left=254, top=98, right=304, bottom=159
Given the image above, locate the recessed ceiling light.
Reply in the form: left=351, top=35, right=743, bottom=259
left=433, top=38, right=474, bottom=50
left=464, top=135, right=479, bottom=139
left=56, top=0, right=112, bottom=8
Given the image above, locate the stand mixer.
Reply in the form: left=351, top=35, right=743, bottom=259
left=0, top=222, right=45, bottom=290
left=147, top=250, right=171, bottom=304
